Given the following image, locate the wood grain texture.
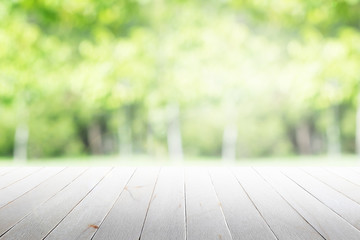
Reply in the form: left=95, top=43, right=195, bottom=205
left=0, top=167, right=63, bottom=208
left=283, top=167, right=360, bottom=231
left=0, top=167, right=40, bottom=189
left=0, top=168, right=8, bottom=176
left=0, top=167, right=110, bottom=240
left=45, top=167, right=135, bottom=240
left=352, top=167, right=360, bottom=175
left=258, top=167, right=360, bottom=240
left=92, top=167, right=159, bottom=240
left=327, top=167, right=360, bottom=186
left=209, top=167, right=276, bottom=240
left=140, top=167, right=186, bottom=240
left=2, top=166, right=360, bottom=240
left=0, top=167, right=15, bottom=177
left=185, top=167, right=232, bottom=240
left=304, top=167, right=360, bottom=205
left=233, top=167, right=323, bottom=240
left=0, top=167, right=86, bottom=237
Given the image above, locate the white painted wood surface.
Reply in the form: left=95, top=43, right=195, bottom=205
left=0, top=167, right=15, bottom=177
left=0, top=167, right=40, bottom=189
left=0, top=168, right=8, bottom=176
left=1, top=167, right=110, bottom=240
left=327, top=167, right=360, bottom=186
left=140, top=167, right=186, bottom=240
left=233, top=167, right=323, bottom=240
left=0, top=167, right=63, bottom=208
left=258, top=167, right=360, bottom=240
left=185, top=167, right=232, bottom=240
left=1, top=167, right=360, bottom=240
left=304, top=167, right=360, bottom=204
left=282, top=167, right=360, bottom=231
left=45, top=167, right=135, bottom=240
left=0, top=167, right=86, bottom=236
left=209, top=167, right=276, bottom=240
left=92, top=167, right=159, bottom=240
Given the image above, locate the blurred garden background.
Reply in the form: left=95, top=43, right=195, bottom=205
left=0, top=0, right=360, bottom=163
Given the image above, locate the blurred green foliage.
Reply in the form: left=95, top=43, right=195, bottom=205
left=0, top=0, right=360, bottom=159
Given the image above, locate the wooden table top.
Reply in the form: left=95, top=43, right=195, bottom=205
left=0, top=166, right=360, bottom=239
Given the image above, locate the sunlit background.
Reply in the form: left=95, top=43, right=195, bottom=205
left=1, top=0, right=360, bottom=163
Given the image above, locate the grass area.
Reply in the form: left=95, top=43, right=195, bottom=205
left=0, top=155, right=360, bottom=166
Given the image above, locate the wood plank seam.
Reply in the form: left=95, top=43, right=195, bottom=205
left=253, top=168, right=326, bottom=240
left=0, top=167, right=86, bottom=238
left=208, top=169, right=234, bottom=240
left=300, top=168, right=360, bottom=203
left=90, top=167, right=160, bottom=240
left=89, top=168, right=138, bottom=240
left=4, top=167, right=360, bottom=239
left=281, top=168, right=360, bottom=232
left=0, top=168, right=15, bottom=177
left=325, top=168, right=360, bottom=187
left=353, top=168, right=360, bottom=175
left=138, top=167, right=162, bottom=240
left=0, top=167, right=43, bottom=190
left=230, top=168, right=280, bottom=240
left=185, top=167, right=233, bottom=240
left=0, top=167, right=69, bottom=211
left=184, top=168, right=188, bottom=240
left=0, top=167, right=66, bottom=213
left=0, top=168, right=68, bottom=238
left=41, top=167, right=114, bottom=240
left=43, top=167, right=135, bottom=240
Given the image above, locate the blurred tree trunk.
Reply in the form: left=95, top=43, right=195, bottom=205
left=118, top=106, right=133, bottom=157
left=14, top=123, right=28, bottom=162
left=103, top=134, right=115, bottom=154
left=310, top=132, right=325, bottom=154
left=222, top=123, right=237, bottom=162
left=118, top=125, right=132, bottom=156
left=146, top=121, right=155, bottom=156
left=356, top=94, right=360, bottom=156
left=13, top=100, right=28, bottom=162
left=327, top=105, right=341, bottom=156
left=88, top=123, right=103, bottom=155
left=295, top=123, right=312, bottom=155
left=166, top=103, right=183, bottom=161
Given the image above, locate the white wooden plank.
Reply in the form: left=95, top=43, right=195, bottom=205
left=92, top=167, right=159, bottom=240
left=0, top=167, right=86, bottom=237
left=257, top=167, right=360, bottom=240
left=0, top=167, right=63, bottom=208
left=0, top=167, right=111, bottom=240
left=209, top=167, right=276, bottom=240
left=140, top=167, right=186, bottom=240
left=0, top=167, right=16, bottom=177
left=352, top=167, right=360, bottom=175
left=0, top=168, right=8, bottom=176
left=282, top=167, right=360, bottom=231
left=3, top=166, right=360, bottom=239
left=185, top=167, right=232, bottom=240
left=0, top=167, right=41, bottom=189
left=233, top=167, right=323, bottom=240
left=44, top=167, right=135, bottom=240
left=327, top=167, right=360, bottom=186
left=304, top=167, right=360, bottom=205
